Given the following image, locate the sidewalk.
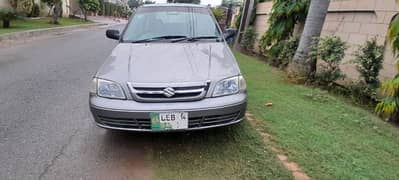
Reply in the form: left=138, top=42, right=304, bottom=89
left=88, top=16, right=128, bottom=25
left=0, top=16, right=128, bottom=47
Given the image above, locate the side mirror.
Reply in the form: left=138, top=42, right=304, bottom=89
left=223, top=30, right=236, bottom=40
left=106, top=29, right=120, bottom=40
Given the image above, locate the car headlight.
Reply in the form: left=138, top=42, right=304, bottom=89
left=90, top=78, right=97, bottom=94
left=213, top=75, right=246, bottom=97
left=91, top=78, right=126, bottom=99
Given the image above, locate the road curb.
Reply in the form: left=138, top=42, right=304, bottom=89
left=0, top=23, right=108, bottom=42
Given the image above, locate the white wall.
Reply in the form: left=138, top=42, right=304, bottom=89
left=0, top=0, right=12, bottom=10
left=322, top=0, right=399, bottom=81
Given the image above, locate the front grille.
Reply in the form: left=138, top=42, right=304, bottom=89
left=97, top=111, right=241, bottom=130
left=127, top=83, right=209, bottom=102
left=98, top=116, right=151, bottom=129
left=188, top=112, right=239, bottom=128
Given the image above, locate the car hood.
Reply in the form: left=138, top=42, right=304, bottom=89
left=96, top=42, right=240, bottom=86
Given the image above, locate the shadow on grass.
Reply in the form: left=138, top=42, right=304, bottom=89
left=102, top=124, right=238, bottom=150
left=99, top=122, right=292, bottom=179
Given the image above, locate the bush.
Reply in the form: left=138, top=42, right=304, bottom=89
left=16, top=0, right=34, bottom=16
left=311, top=36, right=348, bottom=86
left=242, top=26, right=257, bottom=53
left=212, top=8, right=224, bottom=23
left=78, top=0, right=100, bottom=20
left=98, top=0, right=104, bottom=16
left=268, top=42, right=285, bottom=67
left=354, top=38, right=384, bottom=88
left=29, top=3, right=40, bottom=17
left=234, top=7, right=242, bottom=28
left=347, top=81, right=378, bottom=105
left=268, top=37, right=299, bottom=69
left=375, top=78, right=399, bottom=119
left=259, top=0, right=309, bottom=52
left=104, top=2, right=110, bottom=16
left=0, top=9, right=17, bottom=28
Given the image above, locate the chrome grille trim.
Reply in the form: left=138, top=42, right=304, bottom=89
left=127, top=82, right=210, bottom=102
left=132, top=88, right=205, bottom=95
left=96, top=111, right=241, bottom=130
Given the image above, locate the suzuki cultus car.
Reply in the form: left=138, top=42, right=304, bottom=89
left=90, top=4, right=247, bottom=132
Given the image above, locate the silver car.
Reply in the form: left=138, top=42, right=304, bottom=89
left=89, top=4, right=247, bottom=132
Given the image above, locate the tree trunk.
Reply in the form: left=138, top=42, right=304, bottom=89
left=289, top=0, right=330, bottom=80
left=84, top=11, right=87, bottom=21
left=51, top=2, right=61, bottom=24
left=48, top=5, right=53, bottom=16
left=3, top=19, right=10, bottom=28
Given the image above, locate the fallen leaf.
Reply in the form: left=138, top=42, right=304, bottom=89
left=265, top=102, right=273, bottom=107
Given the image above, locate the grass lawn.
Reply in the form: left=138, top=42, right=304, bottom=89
left=0, top=17, right=92, bottom=35
left=236, top=52, right=399, bottom=179
left=151, top=123, right=292, bottom=180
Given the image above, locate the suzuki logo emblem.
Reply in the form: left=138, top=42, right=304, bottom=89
left=163, top=87, right=175, bottom=98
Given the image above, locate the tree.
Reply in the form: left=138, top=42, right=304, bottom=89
left=17, top=0, right=34, bottom=15
left=8, top=0, right=34, bottom=15
left=8, top=0, right=18, bottom=10
left=221, top=0, right=243, bottom=7
left=260, top=0, right=309, bottom=47
left=374, top=1, right=399, bottom=120
left=0, top=9, right=17, bottom=28
left=354, top=38, right=384, bottom=88
left=128, top=0, right=143, bottom=9
left=212, top=8, right=224, bottom=22
left=78, top=0, right=100, bottom=21
left=41, top=0, right=62, bottom=24
left=167, top=0, right=201, bottom=4
left=144, top=0, right=155, bottom=4
left=388, top=14, right=399, bottom=58
left=289, top=0, right=330, bottom=80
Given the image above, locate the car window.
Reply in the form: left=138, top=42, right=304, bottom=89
left=122, top=6, right=221, bottom=42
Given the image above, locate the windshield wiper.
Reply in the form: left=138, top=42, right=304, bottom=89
left=131, top=35, right=188, bottom=43
left=171, top=36, right=221, bottom=43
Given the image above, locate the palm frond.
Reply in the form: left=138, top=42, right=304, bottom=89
left=375, top=96, right=399, bottom=117
left=262, top=0, right=310, bottom=46
left=379, top=77, right=399, bottom=96
left=376, top=1, right=399, bottom=119
left=388, top=15, right=399, bottom=55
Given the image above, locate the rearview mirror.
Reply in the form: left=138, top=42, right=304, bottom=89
left=106, top=29, right=120, bottom=40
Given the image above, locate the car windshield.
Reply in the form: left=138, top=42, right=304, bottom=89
left=122, top=6, right=222, bottom=42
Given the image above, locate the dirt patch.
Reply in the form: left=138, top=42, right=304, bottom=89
left=246, top=112, right=310, bottom=180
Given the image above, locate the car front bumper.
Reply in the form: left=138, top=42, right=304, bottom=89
left=89, top=93, right=247, bottom=132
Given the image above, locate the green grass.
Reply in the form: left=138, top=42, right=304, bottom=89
left=151, top=124, right=292, bottom=180
left=235, top=52, right=399, bottom=179
left=0, top=17, right=92, bottom=35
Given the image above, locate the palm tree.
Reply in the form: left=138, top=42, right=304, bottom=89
left=388, top=14, right=399, bottom=57
left=289, top=0, right=330, bottom=79
left=375, top=1, right=399, bottom=119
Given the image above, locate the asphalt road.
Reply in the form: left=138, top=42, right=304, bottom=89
left=0, top=25, right=152, bottom=180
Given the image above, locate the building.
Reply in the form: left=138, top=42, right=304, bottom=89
left=0, top=0, right=11, bottom=9
left=322, top=0, right=399, bottom=81
left=250, top=0, right=399, bottom=81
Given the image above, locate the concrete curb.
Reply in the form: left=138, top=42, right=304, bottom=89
left=0, top=23, right=108, bottom=42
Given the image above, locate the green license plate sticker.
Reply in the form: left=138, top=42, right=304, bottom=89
left=150, top=112, right=188, bottom=130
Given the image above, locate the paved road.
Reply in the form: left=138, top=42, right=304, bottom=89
left=0, top=25, right=152, bottom=180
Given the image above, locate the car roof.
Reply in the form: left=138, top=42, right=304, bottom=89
left=143, top=3, right=208, bottom=8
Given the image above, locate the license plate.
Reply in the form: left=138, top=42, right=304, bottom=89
left=150, top=112, right=188, bottom=130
